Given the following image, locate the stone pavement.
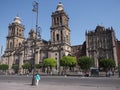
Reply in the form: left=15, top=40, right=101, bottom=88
left=0, top=82, right=119, bottom=90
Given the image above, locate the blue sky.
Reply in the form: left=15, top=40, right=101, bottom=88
left=0, top=0, right=120, bottom=54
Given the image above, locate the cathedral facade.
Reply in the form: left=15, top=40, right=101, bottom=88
left=1, top=2, right=120, bottom=74
left=86, top=26, right=119, bottom=68
left=1, top=3, right=71, bottom=73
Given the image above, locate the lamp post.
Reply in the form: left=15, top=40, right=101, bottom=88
left=55, top=45, right=63, bottom=75
left=31, top=1, right=39, bottom=86
left=58, top=46, right=61, bottom=75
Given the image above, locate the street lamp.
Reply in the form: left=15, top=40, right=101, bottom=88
left=58, top=46, right=62, bottom=75
left=31, top=1, right=39, bottom=86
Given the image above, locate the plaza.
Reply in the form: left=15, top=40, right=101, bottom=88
left=0, top=75, right=120, bottom=90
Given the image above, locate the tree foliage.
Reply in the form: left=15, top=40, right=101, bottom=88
left=12, top=64, right=19, bottom=73
left=22, top=63, right=31, bottom=69
left=78, top=56, right=93, bottom=72
left=43, top=58, right=57, bottom=74
left=60, top=56, right=77, bottom=67
left=99, top=58, right=115, bottom=71
left=35, top=64, right=41, bottom=69
left=0, top=64, right=9, bottom=71
left=43, top=58, right=57, bottom=68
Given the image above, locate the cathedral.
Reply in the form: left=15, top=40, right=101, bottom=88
left=1, top=2, right=71, bottom=73
left=1, top=2, right=120, bottom=74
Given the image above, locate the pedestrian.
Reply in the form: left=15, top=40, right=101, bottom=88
left=35, top=72, right=41, bottom=86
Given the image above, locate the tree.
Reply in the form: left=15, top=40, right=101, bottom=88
left=12, top=64, right=19, bottom=73
left=22, top=63, right=32, bottom=74
left=36, top=64, right=41, bottom=69
left=43, top=58, right=57, bottom=74
left=78, top=56, right=93, bottom=74
left=0, top=64, right=8, bottom=72
left=60, top=56, right=77, bottom=73
left=99, top=58, right=115, bottom=74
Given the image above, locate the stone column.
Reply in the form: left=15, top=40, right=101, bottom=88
left=19, top=52, right=24, bottom=74
left=35, top=50, right=39, bottom=64
left=112, top=31, right=118, bottom=67
left=8, top=53, right=14, bottom=74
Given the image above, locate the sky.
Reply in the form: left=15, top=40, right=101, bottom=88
left=0, top=0, right=120, bottom=55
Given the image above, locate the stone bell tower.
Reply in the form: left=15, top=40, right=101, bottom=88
left=6, top=16, right=25, bottom=51
left=49, top=2, right=71, bottom=73
left=50, top=2, right=71, bottom=56
left=1, top=16, right=25, bottom=71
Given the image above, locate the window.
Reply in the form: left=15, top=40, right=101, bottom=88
left=53, top=32, right=55, bottom=41
left=56, top=34, right=59, bottom=41
left=57, top=17, right=59, bottom=25
left=19, top=34, right=21, bottom=36
left=54, top=17, right=56, bottom=25
left=60, top=16, right=62, bottom=25
left=55, top=53, right=57, bottom=55
left=61, top=31, right=62, bottom=40
left=10, top=42, right=12, bottom=48
left=19, top=43, right=21, bottom=47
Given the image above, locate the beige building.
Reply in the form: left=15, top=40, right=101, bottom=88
left=1, top=2, right=71, bottom=73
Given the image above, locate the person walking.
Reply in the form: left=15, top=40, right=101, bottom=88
left=35, top=72, right=41, bottom=86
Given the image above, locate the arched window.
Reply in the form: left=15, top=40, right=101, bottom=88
left=19, top=43, right=21, bottom=47
left=61, top=31, right=63, bottom=40
left=56, top=34, right=59, bottom=41
left=66, top=35, right=69, bottom=43
left=57, top=17, right=59, bottom=25
left=10, top=42, right=12, bottom=48
left=54, top=17, right=57, bottom=25
left=53, top=31, right=55, bottom=41
left=60, top=16, right=62, bottom=25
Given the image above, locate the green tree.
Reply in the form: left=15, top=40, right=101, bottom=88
left=43, top=58, right=57, bottom=74
left=0, top=64, right=8, bottom=72
left=99, top=58, right=115, bottom=74
left=36, top=64, right=41, bottom=69
left=22, top=63, right=32, bottom=74
left=78, top=56, right=93, bottom=73
left=60, top=56, right=77, bottom=73
left=12, top=64, right=19, bottom=73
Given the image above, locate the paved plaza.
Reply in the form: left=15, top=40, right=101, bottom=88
left=0, top=75, right=120, bottom=90
left=0, top=82, right=119, bottom=90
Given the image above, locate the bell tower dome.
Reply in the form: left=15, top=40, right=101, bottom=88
left=13, top=16, right=21, bottom=24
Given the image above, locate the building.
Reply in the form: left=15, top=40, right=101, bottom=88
left=115, top=40, right=120, bottom=67
left=86, top=25, right=118, bottom=68
left=71, top=41, right=86, bottom=61
left=1, top=2, right=71, bottom=74
left=1, top=2, right=120, bottom=74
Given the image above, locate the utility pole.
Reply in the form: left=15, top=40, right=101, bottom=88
left=31, top=1, right=39, bottom=86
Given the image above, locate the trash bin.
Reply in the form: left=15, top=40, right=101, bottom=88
left=91, top=68, right=99, bottom=77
